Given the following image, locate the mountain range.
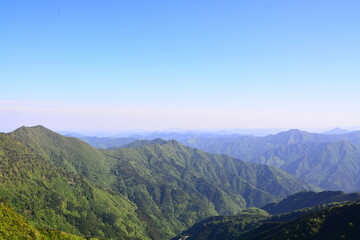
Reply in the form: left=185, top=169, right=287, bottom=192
left=75, top=129, right=360, bottom=192
left=1, top=126, right=319, bottom=239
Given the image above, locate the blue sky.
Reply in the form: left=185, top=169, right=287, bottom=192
left=1, top=0, right=360, bottom=132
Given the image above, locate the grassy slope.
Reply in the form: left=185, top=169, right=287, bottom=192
left=0, top=133, right=149, bottom=240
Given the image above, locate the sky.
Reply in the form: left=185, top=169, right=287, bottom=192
left=1, top=0, right=360, bottom=133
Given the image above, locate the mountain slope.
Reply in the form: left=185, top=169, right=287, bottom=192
left=9, top=125, right=118, bottom=187
left=170, top=208, right=271, bottom=240
left=105, top=140, right=318, bottom=238
left=253, top=141, right=360, bottom=192
left=241, top=201, right=360, bottom=240
left=0, top=133, right=150, bottom=240
left=8, top=126, right=318, bottom=240
left=180, top=129, right=360, bottom=160
left=173, top=193, right=360, bottom=240
left=261, top=191, right=360, bottom=215
left=179, top=130, right=360, bottom=192
left=0, top=202, right=87, bottom=240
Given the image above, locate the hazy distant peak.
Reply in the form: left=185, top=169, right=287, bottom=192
left=283, top=129, right=309, bottom=135
left=323, top=128, right=350, bottom=135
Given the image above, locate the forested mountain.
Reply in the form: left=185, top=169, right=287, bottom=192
left=0, top=202, right=86, bottom=240
left=3, top=126, right=318, bottom=240
left=253, top=141, right=360, bottom=192
left=180, top=129, right=360, bottom=160
left=0, top=132, right=150, bottom=239
left=105, top=139, right=318, bottom=238
left=261, top=191, right=360, bottom=215
left=75, top=129, right=360, bottom=192
left=171, top=208, right=271, bottom=240
left=121, top=138, right=168, bottom=148
left=242, top=201, right=360, bottom=240
left=173, top=193, right=360, bottom=240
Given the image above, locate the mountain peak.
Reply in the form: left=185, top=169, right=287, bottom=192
left=11, top=125, right=60, bottom=138
left=323, top=128, right=350, bottom=135
left=121, top=138, right=168, bottom=148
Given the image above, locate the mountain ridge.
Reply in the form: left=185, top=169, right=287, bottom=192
left=6, top=125, right=319, bottom=239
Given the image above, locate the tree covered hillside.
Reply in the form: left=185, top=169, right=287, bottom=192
left=0, top=202, right=88, bottom=240
left=0, top=133, right=150, bottom=240
left=5, top=126, right=318, bottom=239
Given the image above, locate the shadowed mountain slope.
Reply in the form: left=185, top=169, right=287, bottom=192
left=241, top=201, right=360, bottom=240
left=261, top=190, right=360, bottom=215
left=173, top=192, right=360, bottom=240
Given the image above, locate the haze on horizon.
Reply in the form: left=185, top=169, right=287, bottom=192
left=1, top=1, right=360, bottom=133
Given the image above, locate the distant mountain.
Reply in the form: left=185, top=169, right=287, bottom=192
left=121, top=138, right=168, bottom=148
left=180, top=130, right=360, bottom=192
left=323, top=128, right=350, bottom=135
left=180, top=129, right=360, bottom=160
left=66, top=128, right=360, bottom=192
left=57, top=131, right=84, bottom=138
left=7, top=126, right=318, bottom=240
left=78, top=136, right=137, bottom=149
left=252, top=140, right=360, bottom=192
left=262, top=191, right=360, bottom=215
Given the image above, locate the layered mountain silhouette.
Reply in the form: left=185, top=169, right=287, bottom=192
left=2, top=126, right=318, bottom=239
left=76, top=129, right=360, bottom=192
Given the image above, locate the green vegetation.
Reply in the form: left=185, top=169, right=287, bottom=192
left=4, top=126, right=318, bottom=239
left=104, top=139, right=318, bottom=239
left=121, top=138, right=168, bottom=148
left=9, top=125, right=118, bottom=187
left=253, top=141, right=360, bottom=192
left=180, top=130, right=360, bottom=192
left=78, top=129, right=360, bottom=192
left=262, top=190, right=360, bottom=215
left=0, top=202, right=87, bottom=240
left=0, top=133, right=150, bottom=240
left=241, top=201, right=360, bottom=240
left=173, top=199, right=360, bottom=240
left=172, top=208, right=271, bottom=240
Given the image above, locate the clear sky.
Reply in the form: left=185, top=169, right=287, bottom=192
left=1, top=0, right=360, bottom=132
